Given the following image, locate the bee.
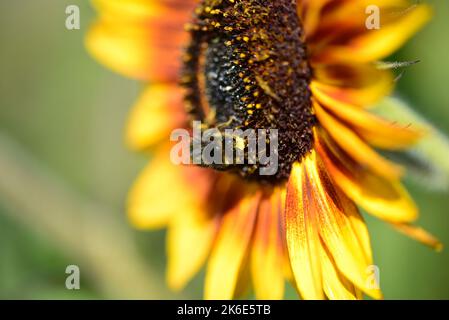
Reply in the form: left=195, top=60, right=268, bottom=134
left=181, top=0, right=313, bottom=182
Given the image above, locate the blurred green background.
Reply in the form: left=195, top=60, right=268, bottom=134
left=0, top=0, right=447, bottom=299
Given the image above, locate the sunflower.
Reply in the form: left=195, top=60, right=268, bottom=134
left=87, top=0, right=442, bottom=300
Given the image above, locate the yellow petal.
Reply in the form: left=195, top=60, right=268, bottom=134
left=126, top=84, right=186, bottom=150
left=86, top=0, right=195, bottom=81
left=204, top=193, right=260, bottom=300
left=233, top=260, right=252, bottom=299
left=285, top=158, right=324, bottom=300
left=278, top=187, right=295, bottom=283
left=307, top=0, right=411, bottom=45
left=167, top=212, right=218, bottom=291
left=310, top=79, right=392, bottom=111
left=319, top=243, right=360, bottom=300
left=92, top=0, right=197, bottom=19
left=306, top=151, right=382, bottom=299
left=312, top=83, right=423, bottom=150
left=392, top=223, right=443, bottom=251
left=316, top=129, right=418, bottom=223
left=251, top=191, right=285, bottom=300
left=313, top=4, right=432, bottom=63
left=314, top=102, right=404, bottom=179
left=86, top=19, right=166, bottom=81
left=347, top=206, right=373, bottom=263
left=127, top=147, right=212, bottom=229
left=312, top=64, right=394, bottom=107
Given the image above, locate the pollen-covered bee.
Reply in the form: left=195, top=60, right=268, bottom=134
left=181, top=0, right=315, bottom=182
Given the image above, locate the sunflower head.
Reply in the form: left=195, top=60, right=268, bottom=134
left=86, top=0, right=442, bottom=300
left=182, top=0, right=314, bottom=182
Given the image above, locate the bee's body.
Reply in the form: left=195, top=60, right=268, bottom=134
left=182, top=0, right=314, bottom=183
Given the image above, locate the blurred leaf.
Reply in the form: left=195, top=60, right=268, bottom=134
left=373, top=97, right=449, bottom=191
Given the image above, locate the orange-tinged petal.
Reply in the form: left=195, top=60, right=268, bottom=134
left=315, top=0, right=410, bottom=27
left=312, top=83, right=423, bottom=150
left=251, top=191, right=285, bottom=300
left=167, top=212, right=218, bottom=291
left=299, top=0, right=334, bottom=37
left=127, top=147, right=213, bottom=229
left=306, top=0, right=411, bottom=49
left=87, top=0, right=196, bottom=81
left=126, top=84, right=187, bottom=150
left=312, top=4, right=432, bottom=63
left=307, top=151, right=382, bottom=299
left=316, top=130, right=418, bottom=223
left=313, top=64, right=393, bottom=96
left=314, top=102, right=404, bottom=179
left=311, top=65, right=393, bottom=108
left=204, top=192, right=260, bottom=300
left=277, top=187, right=295, bottom=282
left=86, top=19, right=173, bottom=81
left=392, top=223, right=443, bottom=251
left=92, top=0, right=158, bottom=19
left=92, top=0, right=197, bottom=20
left=285, top=158, right=324, bottom=300
left=312, top=77, right=393, bottom=108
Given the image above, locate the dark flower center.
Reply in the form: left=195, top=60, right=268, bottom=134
left=182, top=0, right=314, bottom=183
